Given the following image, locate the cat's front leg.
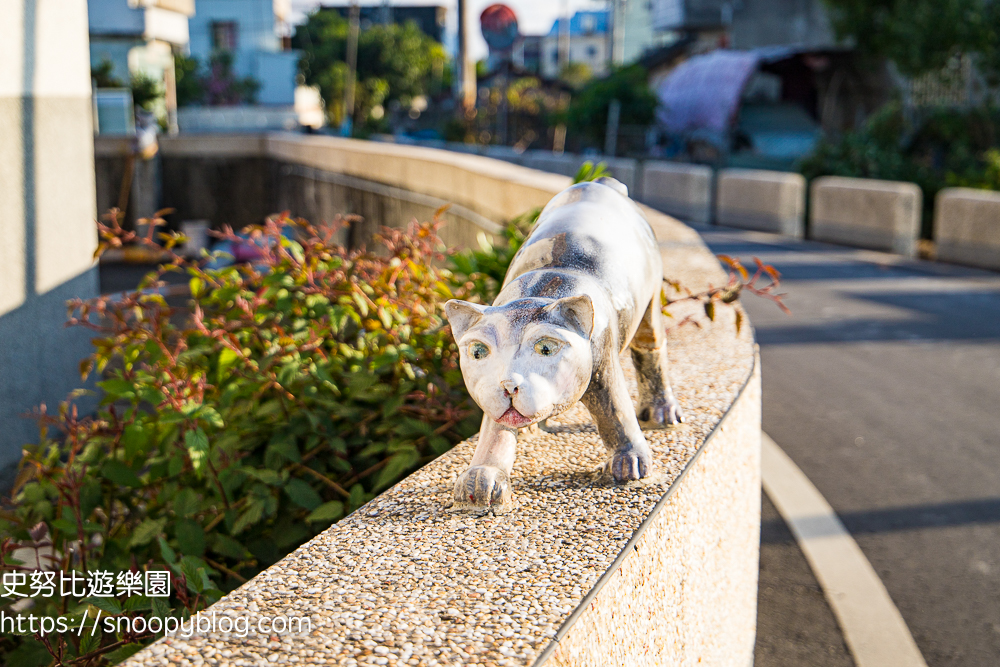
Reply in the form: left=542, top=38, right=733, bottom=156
left=582, top=355, right=653, bottom=482
left=452, top=415, right=517, bottom=510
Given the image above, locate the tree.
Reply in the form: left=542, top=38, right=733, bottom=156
left=823, top=0, right=1000, bottom=79
left=174, top=53, right=204, bottom=107
left=559, top=62, right=593, bottom=90
left=566, top=65, right=657, bottom=150
left=292, top=11, right=447, bottom=129
left=91, top=59, right=164, bottom=111
left=170, top=52, right=260, bottom=107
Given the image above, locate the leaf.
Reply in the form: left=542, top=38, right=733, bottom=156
left=100, top=460, right=141, bottom=488
left=185, top=428, right=210, bottom=477
left=104, top=644, right=144, bottom=663
left=124, top=595, right=151, bottom=612
left=704, top=300, right=716, bottom=321
left=245, top=468, right=283, bottom=486
left=4, top=638, right=52, bottom=665
left=266, top=433, right=301, bottom=464
left=735, top=309, right=744, bottom=335
left=78, top=628, right=101, bottom=656
left=97, top=378, right=136, bottom=402
left=231, top=500, right=265, bottom=535
left=216, top=347, right=239, bottom=385
left=158, top=536, right=177, bottom=565
left=175, top=518, right=206, bottom=556
left=173, top=488, right=200, bottom=519
left=51, top=518, right=77, bottom=535
left=129, top=517, right=167, bottom=548
left=284, top=478, right=323, bottom=510
left=151, top=596, right=171, bottom=621
left=349, top=483, right=366, bottom=508
left=189, top=276, right=204, bottom=297
left=306, top=501, right=344, bottom=523
left=87, top=596, right=123, bottom=615
left=374, top=448, right=419, bottom=491
left=179, top=556, right=211, bottom=594
left=211, top=533, right=252, bottom=560
left=122, top=423, right=151, bottom=462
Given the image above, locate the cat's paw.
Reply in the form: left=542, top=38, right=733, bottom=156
left=638, top=395, right=685, bottom=429
left=453, top=465, right=512, bottom=509
left=609, top=445, right=653, bottom=482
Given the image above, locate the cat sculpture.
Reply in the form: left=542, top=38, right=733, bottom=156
left=445, top=177, right=684, bottom=510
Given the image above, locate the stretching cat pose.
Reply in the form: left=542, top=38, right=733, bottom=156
left=445, top=177, right=684, bottom=510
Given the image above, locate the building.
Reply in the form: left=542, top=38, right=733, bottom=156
left=3, top=0, right=100, bottom=473
left=513, top=35, right=543, bottom=76
left=541, top=10, right=610, bottom=80
left=88, top=0, right=197, bottom=128
left=187, top=0, right=299, bottom=106
left=616, top=0, right=676, bottom=65
left=650, top=0, right=835, bottom=52
left=319, top=4, right=447, bottom=43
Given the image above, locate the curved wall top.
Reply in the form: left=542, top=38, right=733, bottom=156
left=126, top=133, right=762, bottom=667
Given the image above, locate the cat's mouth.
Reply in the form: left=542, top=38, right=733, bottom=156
left=497, top=406, right=533, bottom=428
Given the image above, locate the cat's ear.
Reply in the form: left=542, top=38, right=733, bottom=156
left=445, top=300, right=487, bottom=339
left=545, top=295, right=594, bottom=340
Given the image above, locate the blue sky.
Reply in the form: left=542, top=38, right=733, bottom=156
left=289, top=0, right=607, bottom=60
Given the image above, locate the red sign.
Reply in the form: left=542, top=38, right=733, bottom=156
left=480, top=4, right=518, bottom=52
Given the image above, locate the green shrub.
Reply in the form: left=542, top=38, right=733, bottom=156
left=565, top=66, right=657, bottom=151
left=0, top=214, right=479, bottom=665
left=799, top=102, right=1000, bottom=237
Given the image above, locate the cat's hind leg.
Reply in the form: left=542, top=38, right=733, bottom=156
left=582, top=353, right=653, bottom=482
left=629, top=295, right=684, bottom=428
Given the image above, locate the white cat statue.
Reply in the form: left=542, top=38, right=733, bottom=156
left=445, top=177, right=684, bottom=511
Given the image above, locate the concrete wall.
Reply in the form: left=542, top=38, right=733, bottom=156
left=121, top=134, right=761, bottom=667
left=640, top=161, right=714, bottom=224
left=716, top=168, right=806, bottom=237
left=810, top=176, right=922, bottom=257
left=935, top=187, right=1000, bottom=271
left=519, top=151, right=640, bottom=197
left=1, top=0, right=100, bottom=471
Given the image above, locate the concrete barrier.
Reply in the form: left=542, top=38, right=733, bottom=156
left=640, top=161, right=714, bottom=224
left=934, top=187, right=1000, bottom=271
left=520, top=151, right=640, bottom=197
left=118, top=134, right=761, bottom=666
left=810, top=176, right=922, bottom=256
left=716, top=168, right=806, bottom=237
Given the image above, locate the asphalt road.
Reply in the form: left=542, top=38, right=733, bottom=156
left=693, top=227, right=1000, bottom=666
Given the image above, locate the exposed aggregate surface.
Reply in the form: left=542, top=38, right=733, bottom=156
left=124, top=206, right=757, bottom=667
left=125, top=297, right=754, bottom=667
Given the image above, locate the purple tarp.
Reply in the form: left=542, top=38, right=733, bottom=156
left=655, top=50, right=760, bottom=136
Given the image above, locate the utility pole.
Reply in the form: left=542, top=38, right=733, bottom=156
left=458, top=0, right=476, bottom=112
left=608, top=0, right=626, bottom=69
left=558, top=0, right=570, bottom=75
left=342, top=0, right=360, bottom=136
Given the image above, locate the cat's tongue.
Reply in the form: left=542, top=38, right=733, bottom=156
left=498, top=406, right=532, bottom=428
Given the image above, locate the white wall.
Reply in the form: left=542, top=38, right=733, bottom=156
left=1, top=0, right=100, bottom=471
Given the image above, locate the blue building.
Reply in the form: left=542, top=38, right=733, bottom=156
left=88, top=0, right=196, bottom=130
left=187, top=0, right=298, bottom=106
left=541, top=10, right=610, bottom=79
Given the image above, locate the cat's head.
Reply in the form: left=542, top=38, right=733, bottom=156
left=445, top=296, right=594, bottom=428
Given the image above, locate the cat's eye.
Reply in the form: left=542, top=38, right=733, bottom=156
left=534, top=338, right=561, bottom=357
left=469, top=342, right=490, bottom=360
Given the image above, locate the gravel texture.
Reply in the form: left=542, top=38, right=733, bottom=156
left=123, top=206, right=758, bottom=667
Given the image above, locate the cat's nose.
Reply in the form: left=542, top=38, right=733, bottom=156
left=501, top=379, right=519, bottom=396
